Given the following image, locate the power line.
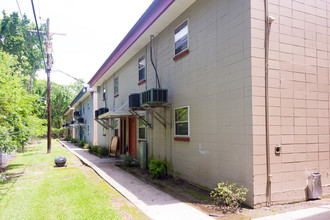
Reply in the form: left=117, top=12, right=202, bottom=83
left=30, top=0, right=46, bottom=70
left=15, top=0, right=24, bottom=20
left=52, top=68, right=87, bottom=84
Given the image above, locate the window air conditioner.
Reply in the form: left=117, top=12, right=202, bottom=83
left=74, top=111, right=81, bottom=117
left=129, top=93, right=141, bottom=108
left=140, top=88, right=168, bottom=106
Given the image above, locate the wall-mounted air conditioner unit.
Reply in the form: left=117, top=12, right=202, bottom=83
left=78, top=118, right=84, bottom=123
left=98, top=107, right=109, bottom=115
left=140, top=88, right=168, bottom=106
left=129, top=93, right=141, bottom=108
left=74, top=111, right=81, bottom=117
left=95, top=110, right=100, bottom=119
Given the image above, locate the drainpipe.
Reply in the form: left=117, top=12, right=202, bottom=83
left=264, top=0, right=275, bottom=207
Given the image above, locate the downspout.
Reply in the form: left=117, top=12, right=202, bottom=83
left=264, top=0, right=275, bottom=207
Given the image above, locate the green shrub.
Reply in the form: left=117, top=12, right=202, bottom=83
left=97, top=146, right=108, bottom=157
left=70, top=138, right=77, bottom=143
left=79, top=140, right=85, bottom=147
left=51, top=128, right=66, bottom=139
left=210, top=182, right=248, bottom=213
left=91, top=145, right=98, bottom=152
left=123, top=155, right=138, bottom=167
left=83, top=143, right=90, bottom=149
left=149, top=159, right=165, bottom=179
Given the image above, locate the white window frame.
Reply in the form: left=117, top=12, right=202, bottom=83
left=138, top=115, right=146, bottom=140
left=174, top=19, right=189, bottom=56
left=138, top=55, right=146, bottom=82
left=174, top=106, right=190, bottom=137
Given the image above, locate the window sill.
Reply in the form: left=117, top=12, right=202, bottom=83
left=138, top=79, right=146, bottom=86
left=138, top=139, right=146, bottom=143
left=173, top=49, right=189, bottom=61
left=174, top=137, right=190, bottom=142
left=114, top=94, right=119, bottom=98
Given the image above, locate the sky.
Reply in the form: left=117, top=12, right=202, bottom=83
left=1, top=0, right=154, bottom=85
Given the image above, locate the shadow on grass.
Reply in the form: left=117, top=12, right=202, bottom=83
left=5, top=164, right=24, bottom=171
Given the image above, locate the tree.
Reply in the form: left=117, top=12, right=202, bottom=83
left=0, top=11, right=47, bottom=93
left=0, top=50, right=46, bottom=151
left=34, top=79, right=83, bottom=128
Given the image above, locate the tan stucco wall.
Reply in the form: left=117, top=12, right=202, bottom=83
left=251, top=0, right=330, bottom=205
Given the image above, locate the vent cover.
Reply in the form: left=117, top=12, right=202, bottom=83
left=140, top=88, right=168, bottom=106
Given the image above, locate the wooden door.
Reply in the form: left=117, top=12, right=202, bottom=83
left=128, top=117, right=137, bottom=156
left=120, top=118, right=127, bottom=154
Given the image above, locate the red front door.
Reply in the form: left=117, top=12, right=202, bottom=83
left=128, top=117, right=137, bottom=156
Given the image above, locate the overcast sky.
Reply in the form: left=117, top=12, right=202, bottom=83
left=1, top=0, right=153, bottom=85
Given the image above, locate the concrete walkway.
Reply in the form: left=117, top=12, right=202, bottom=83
left=254, top=205, right=330, bottom=220
left=58, top=140, right=212, bottom=220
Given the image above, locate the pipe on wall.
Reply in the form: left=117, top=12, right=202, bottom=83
left=264, top=0, right=274, bottom=207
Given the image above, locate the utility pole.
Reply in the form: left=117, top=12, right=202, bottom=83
left=46, top=18, right=51, bottom=154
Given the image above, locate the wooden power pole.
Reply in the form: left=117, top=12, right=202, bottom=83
left=46, top=18, right=51, bottom=154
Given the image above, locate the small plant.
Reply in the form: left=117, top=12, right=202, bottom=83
left=91, top=145, right=98, bottom=152
left=210, top=181, right=248, bottom=213
left=79, top=140, right=85, bottom=147
left=149, top=159, right=165, bottom=179
left=123, top=155, right=138, bottom=167
left=97, top=146, right=108, bottom=157
left=83, top=143, right=90, bottom=149
left=70, top=138, right=77, bottom=143
left=172, top=169, right=180, bottom=182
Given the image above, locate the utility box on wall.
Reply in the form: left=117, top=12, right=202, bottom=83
left=307, top=172, right=322, bottom=199
left=140, top=141, right=147, bottom=169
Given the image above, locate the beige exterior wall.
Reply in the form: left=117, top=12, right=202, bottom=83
left=153, top=0, right=253, bottom=204
left=95, top=0, right=254, bottom=205
left=251, top=0, right=330, bottom=205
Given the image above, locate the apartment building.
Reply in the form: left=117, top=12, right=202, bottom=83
left=64, top=0, right=330, bottom=207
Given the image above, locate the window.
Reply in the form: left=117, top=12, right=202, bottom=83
left=114, top=119, right=119, bottom=136
left=138, top=116, right=146, bottom=140
left=138, top=55, right=146, bottom=82
left=103, top=87, right=106, bottom=100
left=174, top=106, right=189, bottom=136
left=174, top=19, right=189, bottom=56
left=114, top=77, right=119, bottom=96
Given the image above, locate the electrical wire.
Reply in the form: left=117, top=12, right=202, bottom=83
left=31, top=0, right=46, bottom=70
left=15, top=0, right=24, bottom=21
left=150, top=35, right=161, bottom=89
left=52, top=68, right=86, bottom=84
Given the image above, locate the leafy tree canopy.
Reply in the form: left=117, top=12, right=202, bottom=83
left=0, top=50, right=46, bottom=151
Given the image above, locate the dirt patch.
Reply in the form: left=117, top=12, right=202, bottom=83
left=116, top=164, right=330, bottom=219
left=116, top=164, right=229, bottom=217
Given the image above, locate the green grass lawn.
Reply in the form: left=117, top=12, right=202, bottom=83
left=0, top=140, right=148, bottom=220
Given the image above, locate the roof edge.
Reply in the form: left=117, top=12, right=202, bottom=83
left=88, top=0, right=175, bottom=87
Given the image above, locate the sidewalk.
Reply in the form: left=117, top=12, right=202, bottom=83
left=58, top=140, right=212, bottom=220
left=254, top=205, right=330, bottom=220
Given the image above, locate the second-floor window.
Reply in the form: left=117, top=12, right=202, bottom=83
left=174, top=19, right=189, bottom=56
left=138, top=55, right=146, bottom=82
left=114, top=77, right=119, bottom=95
